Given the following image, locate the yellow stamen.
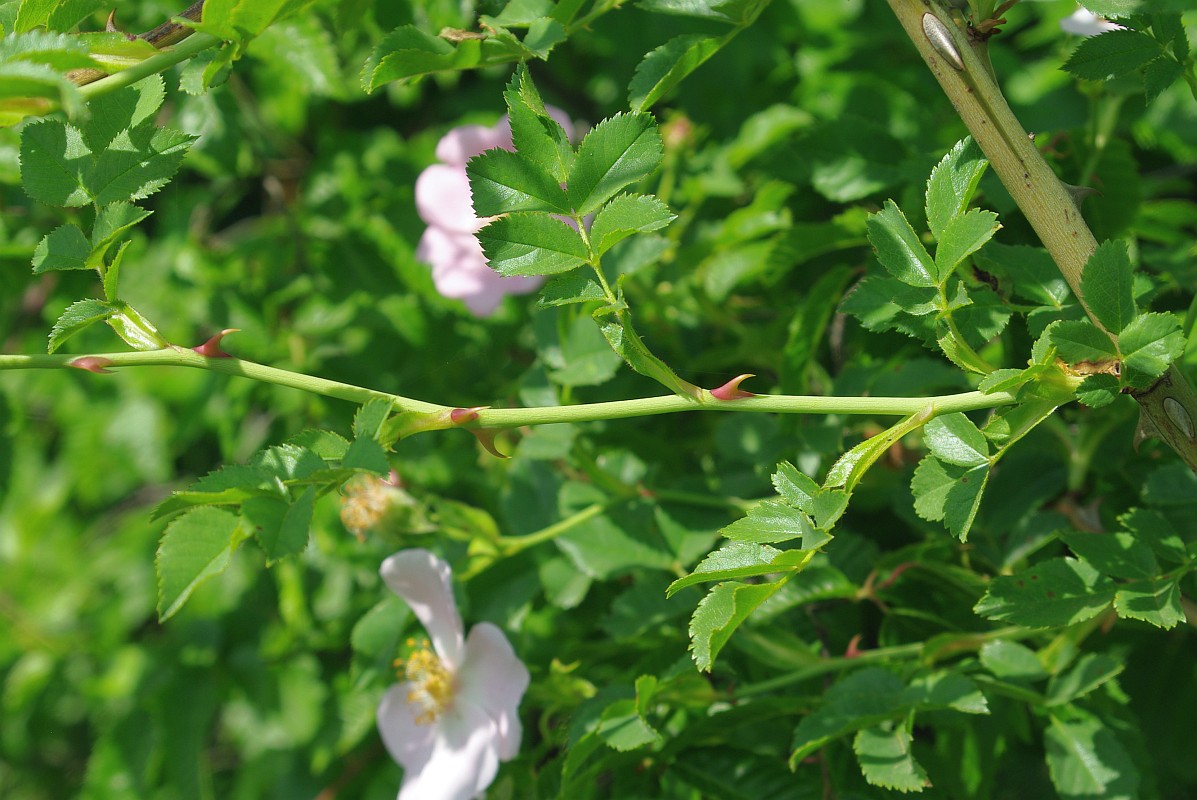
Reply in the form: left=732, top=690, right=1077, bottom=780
left=340, top=476, right=392, bottom=539
left=397, top=641, right=455, bottom=724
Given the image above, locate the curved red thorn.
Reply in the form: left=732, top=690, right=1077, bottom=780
left=68, top=356, right=115, bottom=374
left=711, top=373, right=756, bottom=401
left=875, top=561, right=918, bottom=592
left=193, top=329, right=239, bottom=358
left=844, top=634, right=864, bottom=659
left=450, top=406, right=487, bottom=425
left=469, top=429, right=507, bottom=459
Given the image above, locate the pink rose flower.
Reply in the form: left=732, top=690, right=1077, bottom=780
left=415, top=110, right=575, bottom=316
left=377, top=549, right=529, bottom=800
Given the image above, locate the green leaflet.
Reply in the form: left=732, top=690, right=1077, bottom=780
left=925, top=136, right=989, bottom=240
left=974, top=558, right=1116, bottom=627
left=20, top=77, right=193, bottom=209
left=478, top=214, right=590, bottom=277
left=156, top=507, right=245, bottom=621
left=567, top=113, right=664, bottom=215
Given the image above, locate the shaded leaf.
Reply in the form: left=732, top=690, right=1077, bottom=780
left=854, top=724, right=930, bottom=792
left=538, top=271, right=607, bottom=306
left=32, top=223, right=89, bottom=273
left=156, top=507, right=244, bottom=620
left=1060, top=531, right=1159, bottom=580
left=789, top=667, right=907, bottom=764
left=911, top=456, right=989, bottom=541
left=1114, top=577, right=1185, bottom=629
left=1050, top=319, right=1118, bottom=364
left=1063, top=29, right=1163, bottom=80
left=1081, top=240, right=1136, bottom=335
left=1117, top=312, right=1185, bottom=388
left=1045, top=709, right=1141, bottom=800
left=720, top=500, right=829, bottom=549
left=19, top=119, right=92, bottom=206
left=923, top=412, right=989, bottom=467
left=667, top=541, right=811, bottom=596
left=974, top=558, right=1116, bottom=627
left=48, top=298, right=110, bottom=353
left=934, top=208, right=1000, bottom=274
left=689, top=579, right=787, bottom=671
left=867, top=199, right=940, bottom=288
left=360, top=25, right=482, bottom=91
left=242, top=488, right=314, bottom=563
left=628, top=34, right=724, bottom=113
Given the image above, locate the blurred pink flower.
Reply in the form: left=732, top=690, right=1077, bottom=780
left=1060, top=8, right=1125, bottom=36
left=377, top=549, right=529, bottom=800
left=415, top=110, right=575, bottom=316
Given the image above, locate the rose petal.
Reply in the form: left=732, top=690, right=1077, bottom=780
left=457, top=623, right=530, bottom=761
left=414, top=164, right=483, bottom=233
left=380, top=549, right=465, bottom=668
left=397, top=702, right=503, bottom=800
left=417, top=226, right=482, bottom=273
left=419, top=229, right=544, bottom=317
left=377, top=682, right=438, bottom=773
left=1060, top=9, right=1124, bottom=36
left=436, top=123, right=512, bottom=166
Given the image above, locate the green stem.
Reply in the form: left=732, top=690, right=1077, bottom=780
left=568, top=0, right=623, bottom=32
left=79, top=32, right=222, bottom=100
left=472, top=389, right=1016, bottom=428
left=0, top=349, right=1019, bottom=428
left=942, top=304, right=994, bottom=373
left=737, top=624, right=1035, bottom=698
left=886, top=0, right=1197, bottom=473
left=0, top=349, right=442, bottom=413
left=577, top=216, right=617, bottom=302
left=650, top=488, right=753, bottom=514
left=735, top=641, right=925, bottom=697
left=1183, top=63, right=1197, bottom=103
left=498, top=502, right=608, bottom=553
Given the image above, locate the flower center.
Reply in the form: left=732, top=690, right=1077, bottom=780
left=395, top=639, right=455, bottom=724
left=340, top=476, right=391, bottom=539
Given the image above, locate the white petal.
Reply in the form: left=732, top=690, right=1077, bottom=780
left=380, top=550, right=465, bottom=668
left=457, top=623, right=530, bottom=761
left=436, top=124, right=512, bottom=166
left=414, top=164, right=483, bottom=233
left=1060, top=9, right=1123, bottom=36
left=397, top=702, right=503, bottom=800
left=377, top=683, right=438, bottom=773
